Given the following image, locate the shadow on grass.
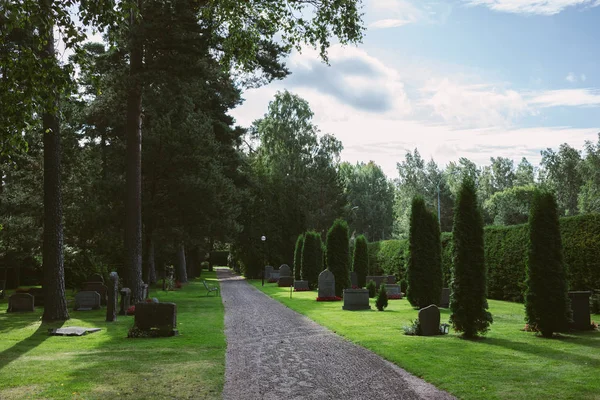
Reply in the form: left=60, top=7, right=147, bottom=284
left=0, top=319, right=64, bottom=372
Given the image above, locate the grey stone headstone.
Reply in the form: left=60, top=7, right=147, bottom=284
left=279, top=264, right=291, bottom=277
left=342, top=289, right=371, bottom=310
left=418, top=304, right=441, bottom=336
left=270, top=271, right=280, bottom=280
left=82, top=282, right=108, bottom=305
left=568, top=291, right=591, bottom=330
left=7, top=293, right=35, bottom=312
left=350, top=272, right=358, bottom=288
left=133, top=302, right=178, bottom=337
left=366, top=276, right=387, bottom=289
left=106, top=272, right=118, bottom=322
left=119, top=288, right=132, bottom=315
left=278, top=276, right=294, bottom=287
left=293, top=280, right=309, bottom=290
left=264, top=265, right=273, bottom=280
left=440, top=288, right=450, bottom=308
left=318, top=269, right=336, bottom=298
left=142, top=283, right=149, bottom=299
left=385, top=284, right=401, bottom=296
left=49, top=327, right=101, bottom=336
left=74, top=291, right=101, bottom=311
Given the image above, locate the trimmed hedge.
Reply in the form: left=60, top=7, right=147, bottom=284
left=352, top=235, right=369, bottom=288
left=301, top=231, right=323, bottom=289
left=368, top=213, right=600, bottom=303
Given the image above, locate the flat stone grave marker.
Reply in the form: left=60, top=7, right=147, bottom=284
left=440, top=288, right=450, bottom=308
left=264, top=265, right=273, bottom=280
left=8, top=293, right=35, bottom=312
left=569, top=291, right=591, bottom=330
left=279, top=264, right=291, bottom=277
left=294, top=280, right=309, bottom=290
left=318, top=269, right=336, bottom=298
left=87, top=273, right=104, bottom=283
left=49, top=327, right=101, bottom=336
left=133, top=302, right=178, bottom=337
left=74, top=291, right=101, bottom=311
left=385, top=284, right=401, bottom=296
left=119, top=288, right=131, bottom=315
left=342, top=289, right=370, bottom=310
left=419, top=304, right=440, bottom=336
left=351, top=271, right=358, bottom=288
left=82, top=282, right=108, bottom=305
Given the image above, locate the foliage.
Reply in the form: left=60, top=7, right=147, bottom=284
left=525, top=191, right=571, bottom=338
left=376, top=283, right=388, bottom=311
left=402, top=319, right=422, bottom=336
left=539, top=143, right=583, bottom=216
left=326, top=219, right=350, bottom=297
left=450, top=178, right=493, bottom=338
left=484, top=185, right=537, bottom=226
left=294, top=234, right=304, bottom=280
left=301, top=231, right=323, bottom=289
left=406, top=197, right=443, bottom=308
left=367, top=240, right=408, bottom=278
left=440, top=233, right=453, bottom=288
left=366, top=280, right=377, bottom=298
left=352, top=235, right=369, bottom=288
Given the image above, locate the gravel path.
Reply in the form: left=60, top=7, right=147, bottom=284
left=219, top=269, right=455, bottom=400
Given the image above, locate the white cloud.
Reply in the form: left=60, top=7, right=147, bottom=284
left=369, top=19, right=413, bottom=29
left=581, top=74, right=587, bottom=82
left=566, top=72, right=578, bottom=83
left=366, top=0, right=422, bottom=28
left=529, top=89, right=600, bottom=107
left=465, top=0, right=600, bottom=15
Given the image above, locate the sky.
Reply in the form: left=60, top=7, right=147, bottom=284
left=229, top=0, right=600, bottom=178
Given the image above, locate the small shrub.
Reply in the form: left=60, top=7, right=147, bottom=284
left=366, top=280, right=377, bottom=298
left=376, top=284, right=388, bottom=311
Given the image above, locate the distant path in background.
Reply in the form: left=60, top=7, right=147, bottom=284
left=218, top=268, right=455, bottom=400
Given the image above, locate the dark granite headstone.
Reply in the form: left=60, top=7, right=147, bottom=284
left=74, top=291, right=101, bottom=311
left=119, top=288, right=132, bottom=315
left=387, top=275, right=396, bottom=284
left=350, top=272, right=358, bottom=287
left=293, top=280, right=309, bottom=290
left=318, top=269, right=336, bottom=298
left=419, top=304, right=441, bottom=336
left=342, top=289, right=371, bottom=310
left=134, top=302, right=178, bottom=336
left=82, top=282, right=108, bottom=305
left=569, top=291, right=591, bottom=330
left=7, top=293, right=35, bottom=312
left=106, top=272, right=118, bottom=322
left=278, top=277, right=294, bottom=287
left=88, top=273, right=104, bottom=283
left=264, top=266, right=274, bottom=280
left=440, top=288, right=450, bottom=308
left=279, top=264, right=291, bottom=277
left=28, top=287, right=45, bottom=307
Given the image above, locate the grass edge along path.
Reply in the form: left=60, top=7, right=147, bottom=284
left=0, top=272, right=225, bottom=400
left=250, top=279, right=600, bottom=400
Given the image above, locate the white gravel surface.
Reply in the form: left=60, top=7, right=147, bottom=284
left=219, top=269, right=456, bottom=400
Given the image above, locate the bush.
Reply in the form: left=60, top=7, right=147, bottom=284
left=352, top=235, right=369, bottom=288
left=376, top=283, right=388, bottom=311
left=367, top=240, right=407, bottom=278
left=525, top=191, right=571, bottom=338
left=301, top=231, right=323, bottom=289
left=406, top=197, right=443, bottom=309
left=294, top=234, right=304, bottom=280
left=326, top=219, right=350, bottom=297
left=450, top=178, right=493, bottom=338
left=366, top=280, right=377, bottom=298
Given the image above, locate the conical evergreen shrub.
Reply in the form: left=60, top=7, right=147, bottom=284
left=525, top=191, right=571, bottom=338
left=450, top=178, right=493, bottom=338
left=352, top=235, right=369, bottom=288
left=301, top=231, right=322, bottom=289
left=406, top=197, right=443, bottom=308
left=294, top=234, right=304, bottom=280
left=376, top=283, right=388, bottom=311
left=326, top=218, right=350, bottom=297
left=366, top=280, right=377, bottom=298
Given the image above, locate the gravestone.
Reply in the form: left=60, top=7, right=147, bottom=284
left=350, top=272, right=358, bottom=288
left=270, top=271, right=280, bottom=280
left=279, top=264, right=291, bottom=277
left=386, top=275, right=396, bottom=284
left=133, top=302, right=178, bottom=337
left=385, top=284, right=401, bottom=297
left=418, top=304, right=441, bottom=336
left=88, top=273, right=104, bottom=283
left=7, top=293, right=35, bottom=312
left=74, top=291, right=101, bottom=311
left=365, top=276, right=389, bottom=289
left=278, top=277, right=294, bottom=287
left=569, top=291, right=591, bottom=330
left=28, top=287, right=45, bottom=307
left=119, top=288, right=132, bottom=315
left=342, top=289, right=370, bottom=310
left=142, top=283, right=149, bottom=299
left=264, top=266, right=273, bottom=280
left=82, top=282, right=108, bottom=305
left=293, top=280, right=309, bottom=291
left=49, top=327, right=101, bottom=336
left=318, top=269, right=336, bottom=298
left=440, top=288, right=450, bottom=308
left=106, top=272, right=118, bottom=322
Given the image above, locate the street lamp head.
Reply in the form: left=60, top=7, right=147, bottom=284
left=261, top=235, right=266, bottom=242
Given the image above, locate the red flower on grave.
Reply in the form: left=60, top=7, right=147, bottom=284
left=294, top=288, right=310, bottom=292
left=388, top=294, right=402, bottom=300
left=351, top=285, right=359, bottom=289
left=316, top=296, right=342, bottom=301
left=126, top=305, right=136, bottom=315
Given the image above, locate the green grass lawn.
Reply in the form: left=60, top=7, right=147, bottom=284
left=251, top=280, right=600, bottom=400
left=0, top=272, right=225, bottom=400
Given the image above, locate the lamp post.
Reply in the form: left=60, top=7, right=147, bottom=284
left=261, top=235, right=266, bottom=286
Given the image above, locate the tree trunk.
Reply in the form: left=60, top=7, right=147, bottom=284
left=125, top=0, right=144, bottom=303
left=176, top=243, right=188, bottom=283
left=41, top=0, right=69, bottom=321
left=146, top=236, right=157, bottom=284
